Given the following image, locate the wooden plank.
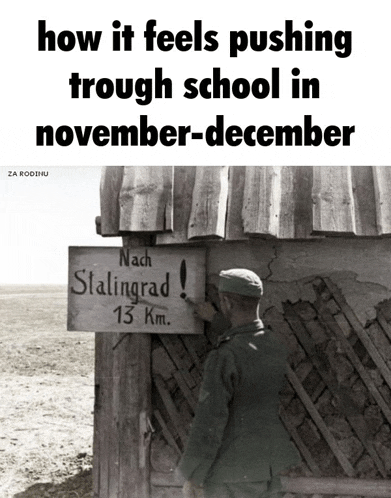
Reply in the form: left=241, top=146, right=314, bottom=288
left=120, top=236, right=152, bottom=498
left=281, top=166, right=314, bottom=239
left=109, top=333, right=122, bottom=498
left=225, top=166, right=247, bottom=241
left=350, top=166, right=378, bottom=236
left=152, top=345, right=176, bottom=380
left=324, top=277, right=391, bottom=392
left=154, top=375, right=188, bottom=445
left=153, top=409, right=182, bottom=455
left=276, top=166, right=296, bottom=239
left=285, top=304, right=387, bottom=477
left=333, top=312, right=353, bottom=339
left=93, top=332, right=104, bottom=498
left=151, top=473, right=391, bottom=497
left=94, top=333, right=115, bottom=498
left=119, top=166, right=173, bottom=232
left=279, top=406, right=322, bottom=476
left=293, top=166, right=315, bottom=239
left=93, top=236, right=153, bottom=498
left=156, top=167, right=197, bottom=245
left=180, top=335, right=205, bottom=373
left=188, top=166, right=229, bottom=239
left=106, top=334, right=117, bottom=498
left=158, top=336, right=195, bottom=375
left=242, top=166, right=282, bottom=237
left=286, top=365, right=356, bottom=477
left=126, top=334, right=151, bottom=497
left=373, top=166, right=391, bottom=235
left=159, top=335, right=197, bottom=388
left=314, top=300, right=391, bottom=427
left=117, top=333, right=131, bottom=496
left=100, top=166, right=124, bottom=236
left=94, top=224, right=153, bottom=498
left=281, top=476, right=391, bottom=497
left=173, top=370, right=198, bottom=412
left=312, top=166, right=356, bottom=235
left=113, top=332, right=151, bottom=498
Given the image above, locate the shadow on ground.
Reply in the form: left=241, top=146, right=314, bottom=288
left=13, top=469, right=92, bottom=498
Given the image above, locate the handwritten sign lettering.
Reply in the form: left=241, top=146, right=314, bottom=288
left=67, top=246, right=206, bottom=333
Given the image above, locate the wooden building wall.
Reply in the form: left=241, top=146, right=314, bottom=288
left=95, top=166, right=391, bottom=498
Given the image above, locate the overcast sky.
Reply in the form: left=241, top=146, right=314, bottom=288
left=0, top=166, right=118, bottom=285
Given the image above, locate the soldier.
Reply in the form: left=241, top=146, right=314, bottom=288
left=178, top=269, right=299, bottom=498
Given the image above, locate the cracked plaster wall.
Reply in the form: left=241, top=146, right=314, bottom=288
left=207, top=239, right=391, bottom=325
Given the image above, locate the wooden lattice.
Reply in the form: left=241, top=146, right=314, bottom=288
left=275, top=278, right=391, bottom=483
left=149, top=278, right=391, bottom=497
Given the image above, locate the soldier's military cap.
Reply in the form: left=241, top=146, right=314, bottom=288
left=218, top=268, right=263, bottom=297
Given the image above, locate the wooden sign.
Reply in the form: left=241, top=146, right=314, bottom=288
left=68, top=246, right=206, bottom=333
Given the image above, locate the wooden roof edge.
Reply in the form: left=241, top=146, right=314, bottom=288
left=98, top=166, right=391, bottom=240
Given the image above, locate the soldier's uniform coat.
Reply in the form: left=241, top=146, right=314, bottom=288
left=179, top=319, right=300, bottom=495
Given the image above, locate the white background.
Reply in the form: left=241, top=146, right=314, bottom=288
left=0, top=167, right=116, bottom=284
left=1, top=0, right=390, bottom=165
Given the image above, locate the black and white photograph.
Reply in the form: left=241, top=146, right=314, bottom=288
left=2, top=166, right=391, bottom=498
